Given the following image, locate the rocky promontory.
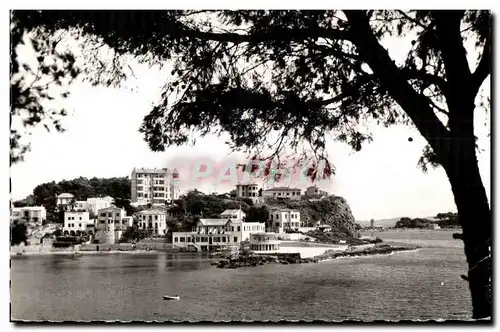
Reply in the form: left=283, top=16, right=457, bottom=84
left=213, top=243, right=419, bottom=269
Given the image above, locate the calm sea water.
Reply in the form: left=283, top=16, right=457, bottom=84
left=11, top=230, right=472, bottom=322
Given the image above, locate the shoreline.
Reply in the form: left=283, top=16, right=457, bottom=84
left=214, top=243, right=420, bottom=269
left=10, top=250, right=162, bottom=257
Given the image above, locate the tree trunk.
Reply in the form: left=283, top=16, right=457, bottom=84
left=446, top=136, right=491, bottom=320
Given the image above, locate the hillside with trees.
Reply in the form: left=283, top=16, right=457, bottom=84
left=265, top=195, right=358, bottom=237
left=10, top=10, right=491, bottom=317
left=14, top=176, right=131, bottom=221
left=394, top=212, right=460, bottom=229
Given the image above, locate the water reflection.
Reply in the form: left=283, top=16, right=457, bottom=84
left=11, top=231, right=472, bottom=322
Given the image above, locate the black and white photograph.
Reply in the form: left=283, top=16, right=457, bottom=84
left=8, top=8, right=492, bottom=323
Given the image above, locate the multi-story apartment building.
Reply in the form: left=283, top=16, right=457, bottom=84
left=131, top=168, right=180, bottom=206
left=235, top=183, right=261, bottom=201
left=172, top=209, right=265, bottom=251
left=268, top=208, right=301, bottom=233
left=262, top=187, right=302, bottom=200
left=136, top=208, right=170, bottom=236
left=10, top=206, right=46, bottom=224
left=95, top=206, right=132, bottom=244
left=304, top=185, right=329, bottom=198
left=63, top=211, right=91, bottom=235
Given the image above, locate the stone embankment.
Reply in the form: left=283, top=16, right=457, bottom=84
left=214, top=243, right=419, bottom=269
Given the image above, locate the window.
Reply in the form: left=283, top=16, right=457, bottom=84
left=79, top=223, right=82, bottom=227
left=292, top=192, right=295, bottom=196
left=180, top=237, right=185, bottom=242
left=214, top=237, right=220, bottom=242
left=270, top=214, right=273, bottom=219
left=138, top=193, right=143, bottom=198
left=237, top=226, right=241, bottom=232
left=234, top=237, right=238, bottom=242
left=285, top=214, right=287, bottom=219
left=286, top=192, right=290, bottom=196
left=276, top=214, right=279, bottom=219
left=79, top=217, right=82, bottom=220
left=174, top=237, right=178, bottom=242
left=137, top=186, right=143, bottom=191
left=108, top=213, right=112, bottom=217
left=195, top=237, right=200, bottom=242
left=222, top=237, right=226, bottom=242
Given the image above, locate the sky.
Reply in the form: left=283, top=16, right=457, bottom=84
left=9, top=16, right=491, bottom=221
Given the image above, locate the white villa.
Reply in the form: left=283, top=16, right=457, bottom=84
left=262, top=187, right=302, bottom=200
left=304, top=185, right=329, bottom=198
left=136, top=208, right=170, bottom=236
left=63, top=211, right=91, bottom=235
left=72, top=196, right=114, bottom=215
left=249, top=232, right=280, bottom=252
left=10, top=206, right=46, bottom=224
left=172, top=209, right=265, bottom=251
left=56, top=193, right=75, bottom=211
left=94, top=206, right=132, bottom=244
left=268, top=208, right=302, bottom=233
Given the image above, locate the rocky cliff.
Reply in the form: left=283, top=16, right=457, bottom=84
left=267, top=195, right=358, bottom=237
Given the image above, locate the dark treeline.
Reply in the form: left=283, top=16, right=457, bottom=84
left=13, top=176, right=130, bottom=220
left=395, top=212, right=460, bottom=229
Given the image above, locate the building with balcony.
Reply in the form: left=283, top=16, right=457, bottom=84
left=249, top=232, right=280, bottom=252
left=95, top=206, right=132, bottom=244
left=235, top=183, right=262, bottom=203
left=10, top=206, right=46, bottom=224
left=262, top=187, right=301, bottom=200
left=56, top=193, right=75, bottom=211
left=63, top=211, right=91, bottom=235
left=131, top=168, right=180, bottom=206
left=172, top=209, right=265, bottom=251
left=74, top=201, right=89, bottom=211
left=87, top=196, right=114, bottom=215
left=136, top=208, right=170, bottom=236
left=304, top=185, right=329, bottom=198
left=268, top=208, right=301, bottom=233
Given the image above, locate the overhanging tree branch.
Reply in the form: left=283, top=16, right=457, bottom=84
left=344, top=10, right=452, bottom=168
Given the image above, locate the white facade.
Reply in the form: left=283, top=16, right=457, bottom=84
left=131, top=168, right=180, bottom=206
left=136, top=208, right=169, bottom=235
left=74, top=201, right=89, bottom=211
left=95, top=206, right=132, bottom=244
left=268, top=208, right=301, bottom=233
left=235, top=183, right=261, bottom=203
left=10, top=206, right=46, bottom=224
left=263, top=187, right=301, bottom=200
left=304, top=185, right=329, bottom=197
left=250, top=232, right=280, bottom=252
left=56, top=193, right=75, bottom=211
left=220, top=209, right=246, bottom=220
left=172, top=209, right=265, bottom=250
left=63, top=211, right=90, bottom=234
left=87, top=196, right=114, bottom=215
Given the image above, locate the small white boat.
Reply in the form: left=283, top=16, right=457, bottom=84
left=163, top=295, right=180, bottom=301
